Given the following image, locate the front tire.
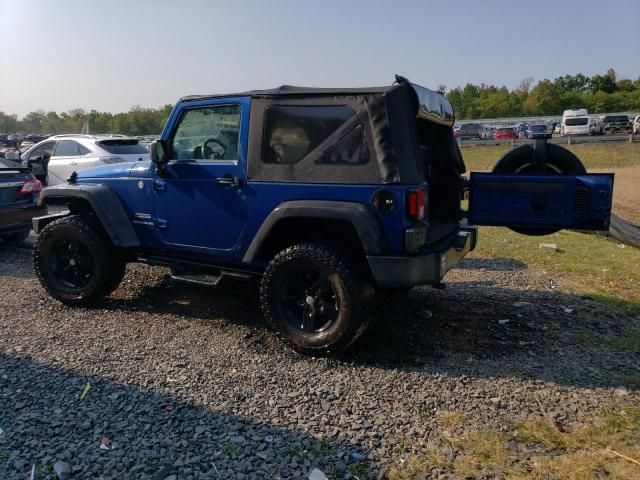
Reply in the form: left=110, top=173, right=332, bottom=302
left=34, top=216, right=126, bottom=305
left=260, top=243, right=369, bottom=354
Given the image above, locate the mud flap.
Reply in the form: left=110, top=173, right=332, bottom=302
left=468, top=173, right=613, bottom=232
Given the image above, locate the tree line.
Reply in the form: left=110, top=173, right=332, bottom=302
left=0, top=105, right=173, bottom=136
left=1, top=69, right=639, bottom=135
left=444, top=69, right=640, bottom=119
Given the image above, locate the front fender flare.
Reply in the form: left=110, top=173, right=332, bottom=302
left=36, top=184, right=139, bottom=247
left=242, top=200, right=389, bottom=263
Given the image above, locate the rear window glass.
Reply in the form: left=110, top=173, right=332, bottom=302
left=565, top=118, right=588, bottom=126
left=263, top=106, right=355, bottom=164
left=459, top=124, right=480, bottom=130
left=497, top=128, right=513, bottom=132
left=316, top=125, right=369, bottom=165
left=98, top=140, right=148, bottom=155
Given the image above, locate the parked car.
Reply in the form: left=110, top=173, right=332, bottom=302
left=633, top=115, right=640, bottom=135
left=515, top=123, right=529, bottom=139
left=526, top=124, right=552, bottom=139
left=561, top=109, right=590, bottom=136
left=31, top=77, right=613, bottom=354
left=589, top=117, right=604, bottom=136
left=493, top=127, right=518, bottom=140
left=7, top=135, right=150, bottom=186
left=454, top=123, right=485, bottom=140
left=483, top=127, right=495, bottom=140
left=0, top=167, right=45, bottom=246
left=602, top=114, right=631, bottom=135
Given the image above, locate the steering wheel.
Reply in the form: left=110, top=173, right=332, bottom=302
left=202, top=139, right=226, bottom=160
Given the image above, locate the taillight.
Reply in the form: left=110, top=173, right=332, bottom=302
left=407, top=187, right=427, bottom=220
left=20, top=178, right=42, bottom=195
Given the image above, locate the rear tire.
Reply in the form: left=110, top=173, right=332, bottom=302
left=492, top=143, right=586, bottom=236
left=260, top=243, right=369, bottom=354
left=34, top=216, right=126, bottom=305
left=1, top=230, right=30, bottom=246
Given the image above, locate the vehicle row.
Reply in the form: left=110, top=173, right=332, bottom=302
left=454, top=112, right=638, bottom=141
left=1, top=134, right=149, bottom=186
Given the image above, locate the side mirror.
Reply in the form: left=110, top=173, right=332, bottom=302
left=150, top=140, right=168, bottom=164
left=4, top=151, right=20, bottom=161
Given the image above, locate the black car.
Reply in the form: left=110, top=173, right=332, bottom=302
left=526, top=124, right=552, bottom=139
left=602, top=115, right=631, bottom=134
left=0, top=167, right=46, bottom=245
left=454, top=123, right=486, bottom=140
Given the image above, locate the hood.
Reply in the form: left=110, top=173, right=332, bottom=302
left=74, top=161, right=153, bottom=181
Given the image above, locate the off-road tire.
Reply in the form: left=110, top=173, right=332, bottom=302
left=34, top=216, right=126, bottom=306
left=492, top=143, right=586, bottom=235
left=1, top=230, right=30, bottom=246
left=260, top=243, right=369, bottom=354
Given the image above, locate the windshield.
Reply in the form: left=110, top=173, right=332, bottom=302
left=604, top=116, right=628, bottom=123
left=565, top=118, right=588, bottom=126
left=460, top=124, right=481, bottom=131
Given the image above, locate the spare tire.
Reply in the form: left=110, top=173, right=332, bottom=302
left=492, top=142, right=587, bottom=235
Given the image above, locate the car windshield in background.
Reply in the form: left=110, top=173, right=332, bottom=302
left=531, top=125, right=547, bottom=131
left=497, top=128, right=513, bottom=132
left=565, top=118, right=588, bottom=126
left=97, top=140, right=149, bottom=154
left=460, top=124, right=481, bottom=131
left=604, top=116, right=628, bottom=122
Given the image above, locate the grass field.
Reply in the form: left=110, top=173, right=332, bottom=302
left=462, top=141, right=640, bottom=311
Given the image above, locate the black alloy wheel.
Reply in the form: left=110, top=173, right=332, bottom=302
left=260, top=243, right=369, bottom=354
left=34, top=216, right=126, bottom=305
left=277, top=267, right=340, bottom=334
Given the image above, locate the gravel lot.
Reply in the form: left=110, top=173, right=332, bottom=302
left=1, top=236, right=638, bottom=479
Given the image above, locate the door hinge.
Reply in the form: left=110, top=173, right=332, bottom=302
left=155, top=218, right=168, bottom=229
left=153, top=179, right=166, bottom=191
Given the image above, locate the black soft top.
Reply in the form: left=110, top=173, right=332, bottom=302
left=180, top=77, right=460, bottom=185
left=179, top=85, right=394, bottom=103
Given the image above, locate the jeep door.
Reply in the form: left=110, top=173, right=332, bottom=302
left=153, top=98, right=249, bottom=257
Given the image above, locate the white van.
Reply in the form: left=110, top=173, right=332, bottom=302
left=561, top=109, right=590, bottom=136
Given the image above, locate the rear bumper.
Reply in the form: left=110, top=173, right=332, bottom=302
left=367, top=227, right=477, bottom=289
left=0, top=204, right=46, bottom=235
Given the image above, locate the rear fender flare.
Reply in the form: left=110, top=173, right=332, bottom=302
left=243, top=200, right=389, bottom=263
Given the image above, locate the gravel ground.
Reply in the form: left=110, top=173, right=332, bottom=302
left=0, top=235, right=638, bottom=479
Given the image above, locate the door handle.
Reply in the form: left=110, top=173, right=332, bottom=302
left=216, top=176, right=241, bottom=186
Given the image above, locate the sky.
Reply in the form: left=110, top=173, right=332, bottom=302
left=1, top=0, right=639, bottom=117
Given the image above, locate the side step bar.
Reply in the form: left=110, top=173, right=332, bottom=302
left=171, top=270, right=254, bottom=287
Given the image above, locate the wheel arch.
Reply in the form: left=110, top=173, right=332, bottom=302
left=243, top=200, right=389, bottom=269
left=36, top=184, right=139, bottom=247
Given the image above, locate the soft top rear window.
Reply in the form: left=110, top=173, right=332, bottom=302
left=262, top=105, right=355, bottom=164
left=565, top=118, right=588, bottom=126
left=97, top=139, right=149, bottom=155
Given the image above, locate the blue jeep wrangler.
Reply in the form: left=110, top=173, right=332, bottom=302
left=32, top=77, right=613, bottom=353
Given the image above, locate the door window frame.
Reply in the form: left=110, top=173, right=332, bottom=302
left=168, top=103, right=243, bottom=165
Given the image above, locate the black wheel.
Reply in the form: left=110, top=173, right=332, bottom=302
left=492, top=143, right=586, bottom=236
left=34, top=216, right=126, bottom=305
left=260, top=243, right=369, bottom=354
left=1, top=230, right=30, bottom=246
